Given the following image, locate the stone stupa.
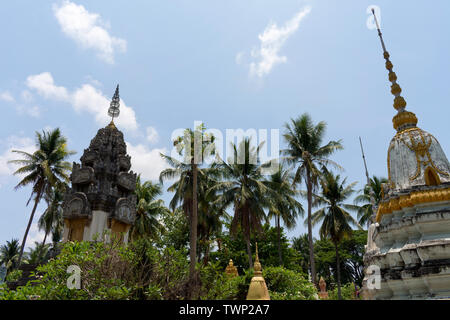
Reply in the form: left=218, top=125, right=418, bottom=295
left=362, top=11, right=450, bottom=299
left=62, top=85, right=137, bottom=243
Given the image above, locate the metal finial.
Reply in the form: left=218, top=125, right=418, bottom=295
left=359, top=136, right=377, bottom=224
left=108, top=84, right=120, bottom=121
left=371, top=9, right=387, bottom=53
left=371, top=10, right=409, bottom=115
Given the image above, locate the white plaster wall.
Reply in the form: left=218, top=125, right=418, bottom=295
left=85, top=210, right=109, bottom=241
left=388, top=129, right=450, bottom=190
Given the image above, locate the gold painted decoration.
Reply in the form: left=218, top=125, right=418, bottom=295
left=399, top=130, right=449, bottom=181
left=246, top=243, right=270, bottom=300
left=392, top=111, right=417, bottom=131
left=225, top=259, right=239, bottom=277
left=376, top=187, right=450, bottom=222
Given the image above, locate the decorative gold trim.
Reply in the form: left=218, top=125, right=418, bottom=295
left=399, top=130, right=449, bottom=181
left=392, top=111, right=417, bottom=131
left=375, top=187, right=450, bottom=222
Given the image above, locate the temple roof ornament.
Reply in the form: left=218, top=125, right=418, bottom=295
left=371, top=9, right=450, bottom=222
left=107, top=84, right=120, bottom=128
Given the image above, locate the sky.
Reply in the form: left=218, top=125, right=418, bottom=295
left=1, top=0, right=449, bottom=250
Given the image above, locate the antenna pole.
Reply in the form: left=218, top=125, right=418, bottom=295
left=359, top=137, right=377, bottom=225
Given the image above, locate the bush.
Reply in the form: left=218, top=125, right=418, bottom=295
left=328, top=282, right=358, bottom=300
left=5, top=269, right=22, bottom=282
left=0, top=238, right=188, bottom=300
left=0, top=239, right=319, bottom=300
left=263, top=267, right=318, bottom=300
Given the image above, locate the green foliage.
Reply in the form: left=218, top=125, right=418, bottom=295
left=294, top=230, right=367, bottom=288
left=211, top=224, right=303, bottom=275
left=1, top=239, right=188, bottom=300
left=5, top=269, right=22, bottom=282
left=329, top=282, right=359, bottom=300
left=264, top=266, right=318, bottom=300
left=157, top=208, right=190, bottom=251
left=198, top=262, right=246, bottom=300
left=0, top=239, right=20, bottom=272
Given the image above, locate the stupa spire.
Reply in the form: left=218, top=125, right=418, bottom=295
left=371, top=9, right=418, bottom=132
left=107, top=84, right=120, bottom=128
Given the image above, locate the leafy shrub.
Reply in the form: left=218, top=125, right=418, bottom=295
left=329, top=282, right=358, bottom=300
left=5, top=269, right=22, bottom=282
left=263, top=266, right=318, bottom=300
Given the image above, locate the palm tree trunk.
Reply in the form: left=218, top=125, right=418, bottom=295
left=42, top=231, right=48, bottom=247
left=277, top=215, right=282, bottom=266
left=306, top=169, right=317, bottom=286
left=18, top=190, right=42, bottom=266
left=335, top=241, right=342, bottom=300
left=203, top=242, right=210, bottom=266
left=246, top=236, right=253, bottom=269
left=189, top=161, right=198, bottom=296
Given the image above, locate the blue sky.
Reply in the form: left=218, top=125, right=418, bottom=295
left=1, top=0, right=449, bottom=249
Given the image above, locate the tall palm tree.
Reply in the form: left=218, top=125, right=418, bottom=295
left=266, top=163, right=304, bottom=266
left=9, top=128, right=75, bottom=266
left=282, top=113, right=343, bottom=286
left=25, top=241, right=51, bottom=265
left=211, top=138, right=272, bottom=268
left=0, top=239, right=20, bottom=272
left=311, top=172, right=361, bottom=299
left=160, top=123, right=216, bottom=293
left=38, top=182, right=66, bottom=247
left=131, top=175, right=169, bottom=240
left=197, top=177, right=228, bottom=265
left=354, top=175, right=388, bottom=228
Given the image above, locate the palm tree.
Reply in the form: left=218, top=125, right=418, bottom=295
left=38, top=182, right=66, bottom=247
left=25, top=241, right=51, bottom=265
left=9, top=128, right=75, bottom=266
left=131, top=175, right=169, bottom=240
left=311, top=172, right=361, bottom=299
left=266, top=163, right=304, bottom=266
left=211, top=138, right=272, bottom=268
left=354, top=176, right=388, bottom=228
left=282, top=113, right=343, bottom=286
left=160, top=123, right=216, bottom=293
left=197, top=177, right=228, bottom=265
left=0, top=239, right=20, bottom=272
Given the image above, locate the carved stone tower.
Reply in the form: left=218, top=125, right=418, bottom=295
left=62, top=85, right=137, bottom=243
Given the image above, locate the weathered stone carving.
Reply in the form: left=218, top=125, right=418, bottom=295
left=62, top=121, right=136, bottom=241
left=117, top=172, right=137, bottom=191
left=118, top=154, right=131, bottom=171
left=72, top=165, right=95, bottom=184
left=63, top=192, right=91, bottom=219
left=113, top=198, right=135, bottom=225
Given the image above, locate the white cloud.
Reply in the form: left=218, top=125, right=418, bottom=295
left=25, top=222, right=46, bottom=250
left=247, top=6, right=311, bottom=78
left=72, top=84, right=138, bottom=131
left=126, top=142, right=168, bottom=181
left=16, top=105, right=41, bottom=118
left=26, top=72, right=138, bottom=131
left=146, top=126, right=159, bottom=144
left=21, top=90, right=34, bottom=102
left=235, top=51, right=245, bottom=65
left=53, top=0, right=126, bottom=64
left=26, top=72, right=69, bottom=100
left=0, top=91, right=15, bottom=103
left=0, top=136, right=36, bottom=183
